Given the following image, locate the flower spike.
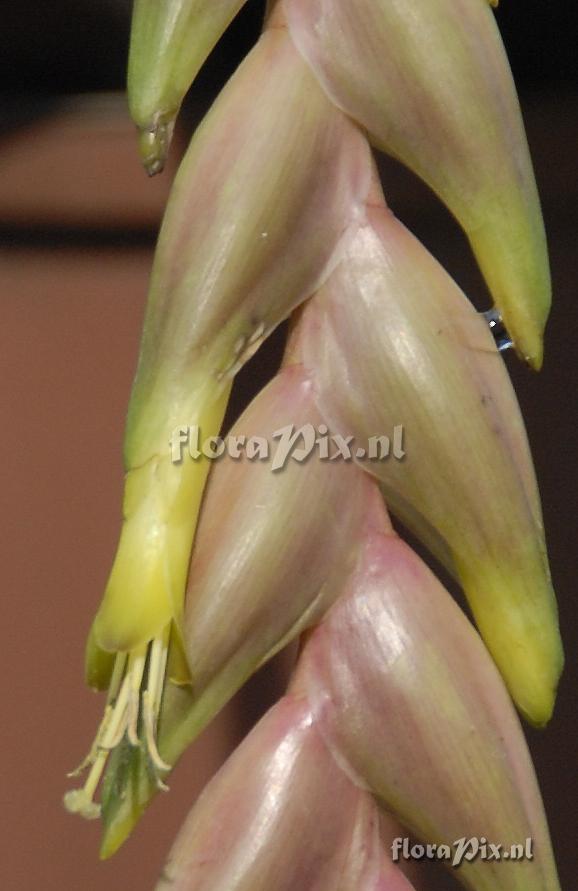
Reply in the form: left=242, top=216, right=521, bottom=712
left=65, top=2, right=563, bottom=885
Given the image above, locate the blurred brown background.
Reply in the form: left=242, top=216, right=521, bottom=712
left=0, top=2, right=576, bottom=889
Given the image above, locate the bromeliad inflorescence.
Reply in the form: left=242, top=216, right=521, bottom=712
left=65, top=1, right=563, bottom=887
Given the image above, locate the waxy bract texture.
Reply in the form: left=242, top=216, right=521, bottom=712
left=293, top=529, right=561, bottom=891
left=286, top=0, right=550, bottom=366
left=161, top=496, right=560, bottom=891
left=126, top=24, right=370, bottom=470
left=298, top=199, right=562, bottom=725
left=158, top=696, right=415, bottom=891
left=182, top=364, right=372, bottom=724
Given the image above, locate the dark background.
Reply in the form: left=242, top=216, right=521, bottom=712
left=0, top=0, right=576, bottom=96
left=0, top=2, right=575, bottom=889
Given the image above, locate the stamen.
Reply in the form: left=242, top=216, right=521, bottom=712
left=142, top=626, right=171, bottom=779
left=148, top=627, right=170, bottom=718
left=67, top=652, right=128, bottom=777
left=107, top=651, right=128, bottom=704
left=127, top=644, right=148, bottom=747
left=143, top=692, right=171, bottom=786
left=98, top=672, right=131, bottom=751
left=64, top=630, right=174, bottom=819
left=64, top=667, right=132, bottom=817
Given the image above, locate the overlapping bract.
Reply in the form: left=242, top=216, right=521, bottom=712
left=285, top=0, right=550, bottom=367
left=128, top=0, right=550, bottom=363
left=160, top=492, right=560, bottom=891
left=293, top=525, right=560, bottom=891
left=182, top=365, right=371, bottom=719
left=296, top=190, right=562, bottom=725
left=158, top=696, right=415, bottom=891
